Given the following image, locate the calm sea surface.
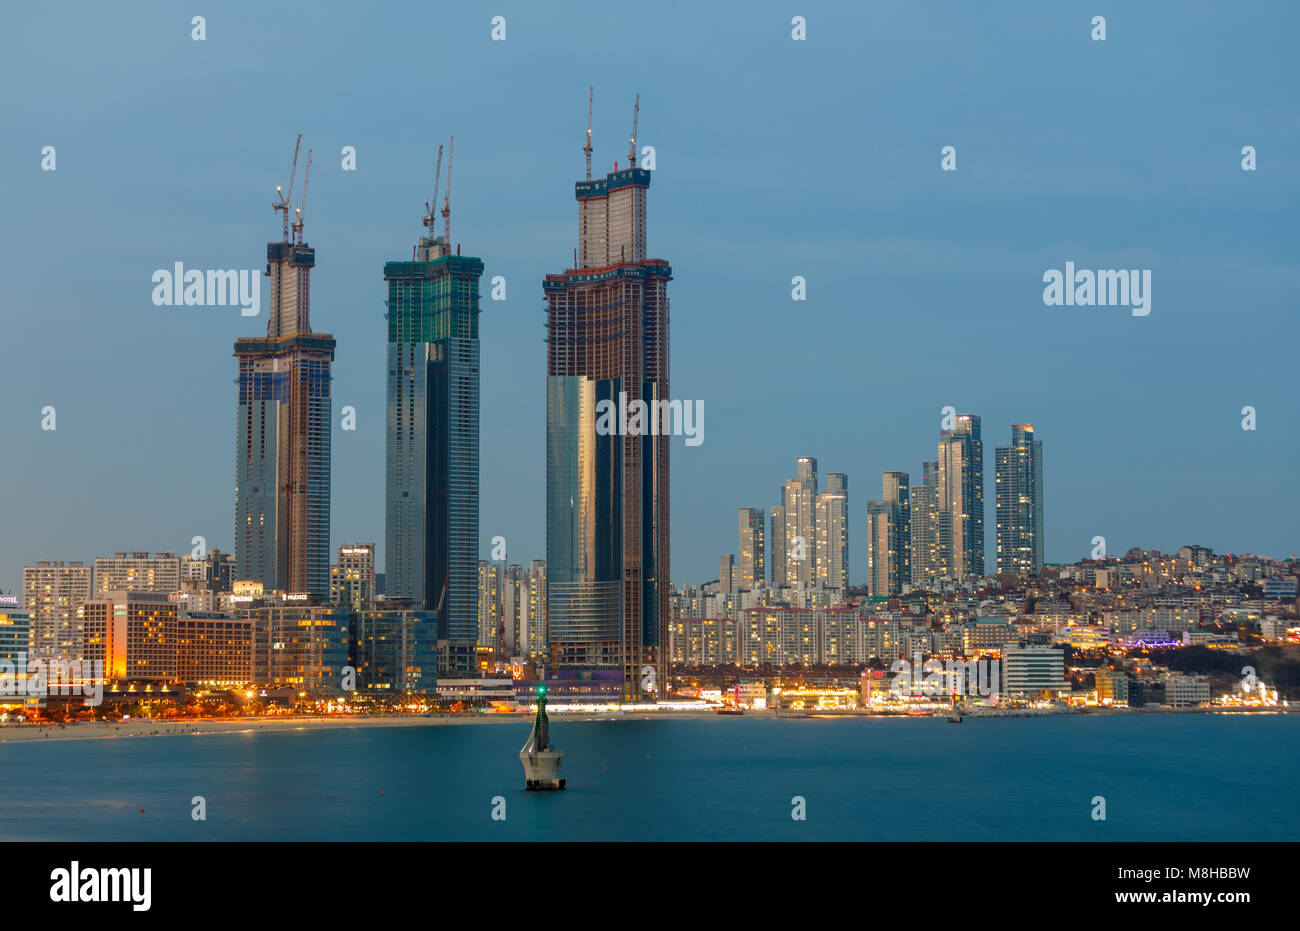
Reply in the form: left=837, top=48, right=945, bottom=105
left=1, top=714, right=1296, bottom=841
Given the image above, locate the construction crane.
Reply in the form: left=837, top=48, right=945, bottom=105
left=423, top=144, right=444, bottom=242
left=441, top=136, right=454, bottom=245
left=273, top=134, right=303, bottom=242
left=628, top=92, right=639, bottom=168
left=292, top=148, right=312, bottom=245
left=584, top=85, right=593, bottom=180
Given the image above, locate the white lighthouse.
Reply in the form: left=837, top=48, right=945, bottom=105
left=520, top=683, right=565, bottom=790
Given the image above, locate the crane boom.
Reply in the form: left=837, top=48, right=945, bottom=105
left=629, top=93, right=639, bottom=167
left=293, top=148, right=312, bottom=244
left=584, top=86, right=593, bottom=180
left=424, top=144, right=444, bottom=241
left=273, top=134, right=303, bottom=241
left=441, top=136, right=454, bottom=245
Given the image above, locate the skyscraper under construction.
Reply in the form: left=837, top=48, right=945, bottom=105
left=544, top=93, right=671, bottom=701
left=384, top=140, right=483, bottom=674
left=235, top=138, right=335, bottom=601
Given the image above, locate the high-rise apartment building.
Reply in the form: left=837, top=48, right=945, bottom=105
left=867, top=471, right=910, bottom=596
left=770, top=505, right=787, bottom=588
left=909, top=462, right=940, bottom=589
left=815, top=473, right=849, bottom=591
left=330, top=543, right=376, bottom=612
left=22, top=561, right=93, bottom=660
left=937, top=414, right=984, bottom=579
left=543, top=112, right=671, bottom=701
left=383, top=188, right=483, bottom=674
left=719, top=554, right=736, bottom=594
left=180, top=549, right=235, bottom=593
left=501, top=561, right=548, bottom=663
left=995, top=424, right=1044, bottom=577
left=477, top=560, right=503, bottom=649
left=780, top=457, right=819, bottom=588
left=737, top=507, right=766, bottom=589
left=93, top=552, right=181, bottom=598
left=235, top=144, right=335, bottom=601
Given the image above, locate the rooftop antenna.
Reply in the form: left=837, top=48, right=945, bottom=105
left=628, top=92, right=639, bottom=167
left=423, top=144, right=444, bottom=242
left=292, top=148, right=312, bottom=245
left=273, top=134, right=303, bottom=242
left=584, top=86, right=593, bottom=180
left=441, top=136, right=454, bottom=245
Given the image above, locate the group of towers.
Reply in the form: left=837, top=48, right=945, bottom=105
left=732, top=418, right=1044, bottom=598
left=232, top=93, right=670, bottom=698
left=869, top=415, right=1045, bottom=594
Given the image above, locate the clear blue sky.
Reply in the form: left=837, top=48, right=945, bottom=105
left=1, top=0, right=1296, bottom=595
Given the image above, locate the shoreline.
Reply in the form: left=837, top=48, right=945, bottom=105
left=0, top=705, right=1293, bottom=743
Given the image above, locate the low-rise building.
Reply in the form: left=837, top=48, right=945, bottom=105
left=1166, top=674, right=1211, bottom=707
left=1001, top=645, right=1068, bottom=697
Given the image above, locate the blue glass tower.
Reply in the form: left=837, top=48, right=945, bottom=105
left=384, top=230, right=482, bottom=674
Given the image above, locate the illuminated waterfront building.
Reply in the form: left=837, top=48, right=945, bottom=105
left=175, top=613, right=254, bottom=687
left=354, top=609, right=438, bottom=692
left=249, top=605, right=350, bottom=693
left=1000, top=645, right=1068, bottom=696
left=0, top=607, right=31, bottom=665
left=330, top=543, right=376, bottom=612
left=22, top=560, right=93, bottom=661
left=82, top=591, right=177, bottom=681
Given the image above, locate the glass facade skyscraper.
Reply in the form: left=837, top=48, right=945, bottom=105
left=867, top=471, right=910, bottom=596
left=816, top=472, right=849, bottom=590
left=938, top=414, right=984, bottom=579
left=384, top=230, right=483, bottom=673
left=544, top=158, right=671, bottom=701
left=737, top=507, right=766, bottom=589
left=995, top=423, right=1044, bottom=577
left=909, top=461, right=940, bottom=588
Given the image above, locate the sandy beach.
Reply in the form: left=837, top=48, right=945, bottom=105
left=0, top=709, right=739, bottom=743
left=0, top=713, right=533, bottom=743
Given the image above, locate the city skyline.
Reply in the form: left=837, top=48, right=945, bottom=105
left=3, top=3, right=1298, bottom=599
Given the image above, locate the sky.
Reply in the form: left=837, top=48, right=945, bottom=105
left=1, top=0, right=1297, bottom=596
